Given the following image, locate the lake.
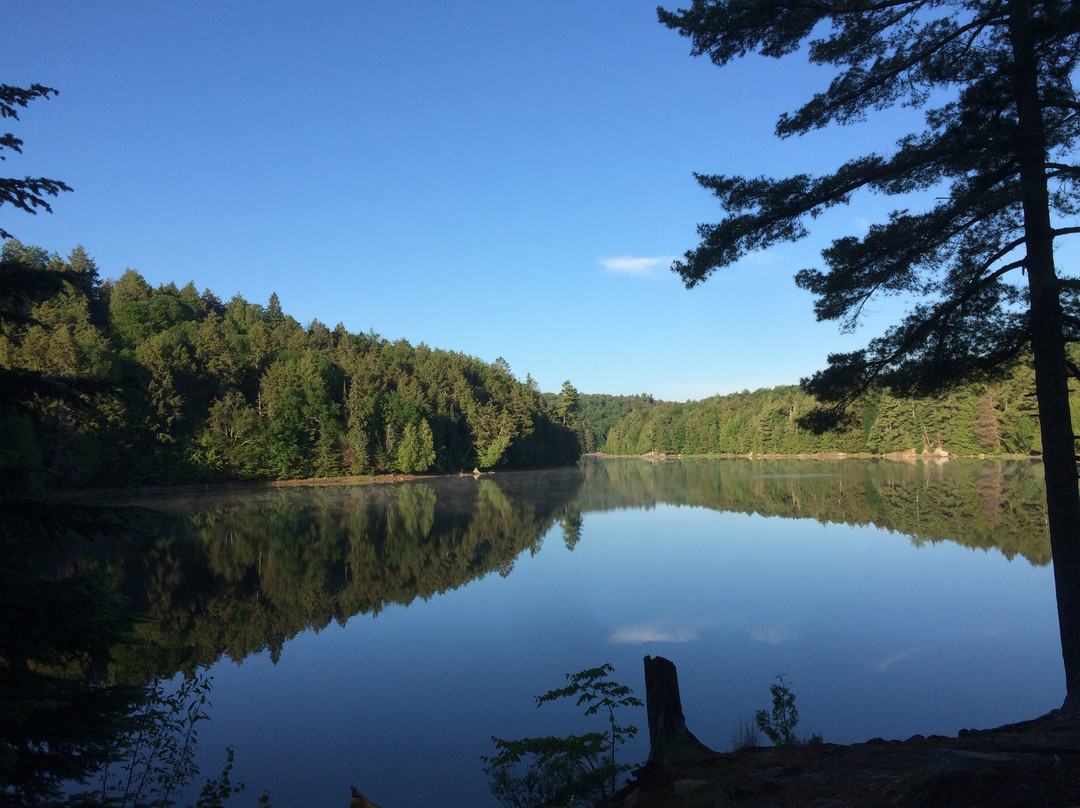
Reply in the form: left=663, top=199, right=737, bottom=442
left=102, top=456, right=1064, bottom=807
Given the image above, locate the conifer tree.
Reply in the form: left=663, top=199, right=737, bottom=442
left=1, top=84, right=71, bottom=240
left=659, top=0, right=1080, bottom=706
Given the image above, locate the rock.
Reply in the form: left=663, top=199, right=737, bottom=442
left=602, top=693, right=1080, bottom=807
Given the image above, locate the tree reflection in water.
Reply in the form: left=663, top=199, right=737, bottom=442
left=26, top=457, right=1057, bottom=806
left=65, top=458, right=1050, bottom=685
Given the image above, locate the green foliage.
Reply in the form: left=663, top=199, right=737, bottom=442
left=484, top=664, right=642, bottom=807
left=555, top=380, right=581, bottom=430
left=583, top=357, right=1077, bottom=460
left=12, top=228, right=1074, bottom=489
left=395, top=419, right=436, bottom=473
left=658, top=0, right=1079, bottom=406
left=0, top=239, right=581, bottom=488
left=484, top=733, right=610, bottom=808
left=573, top=393, right=655, bottom=453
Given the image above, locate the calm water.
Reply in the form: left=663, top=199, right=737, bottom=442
left=107, top=457, right=1063, bottom=807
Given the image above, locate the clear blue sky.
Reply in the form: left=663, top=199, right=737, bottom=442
left=5, top=1, right=921, bottom=400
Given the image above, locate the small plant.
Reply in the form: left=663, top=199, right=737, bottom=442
left=484, top=733, right=609, bottom=808
left=536, top=663, right=643, bottom=794
left=483, top=663, right=643, bottom=808
left=92, top=672, right=270, bottom=807
left=754, top=673, right=820, bottom=747
left=95, top=673, right=212, bottom=807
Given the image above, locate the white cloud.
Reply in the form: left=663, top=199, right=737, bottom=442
left=599, top=255, right=676, bottom=277
left=609, top=620, right=698, bottom=645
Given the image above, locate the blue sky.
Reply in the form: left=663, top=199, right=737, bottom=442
left=5, top=1, right=920, bottom=400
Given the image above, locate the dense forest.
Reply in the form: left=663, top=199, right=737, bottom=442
left=578, top=362, right=1080, bottom=458
left=5, top=237, right=1077, bottom=496
left=0, top=240, right=582, bottom=491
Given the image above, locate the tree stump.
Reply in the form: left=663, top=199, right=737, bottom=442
left=643, top=655, right=715, bottom=767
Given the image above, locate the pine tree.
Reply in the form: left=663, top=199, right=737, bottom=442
left=660, top=0, right=1080, bottom=706
left=1, top=84, right=72, bottom=240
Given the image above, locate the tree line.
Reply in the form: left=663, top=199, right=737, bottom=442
left=580, top=361, right=1079, bottom=459
left=6, top=235, right=1073, bottom=492
left=0, top=239, right=582, bottom=491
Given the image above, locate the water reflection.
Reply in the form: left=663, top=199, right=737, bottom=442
left=83, top=457, right=1052, bottom=683
left=76, top=457, right=1058, bottom=807
left=579, top=457, right=1050, bottom=563
left=95, top=469, right=585, bottom=678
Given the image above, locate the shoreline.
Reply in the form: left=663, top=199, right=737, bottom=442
left=585, top=449, right=1041, bottom=462
left=34, top=451, right=1046, bottom=503
left=604, top=707, right=1080, bottom=807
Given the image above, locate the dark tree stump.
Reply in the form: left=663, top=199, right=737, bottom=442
left=643, top=655, right=716, bottom=767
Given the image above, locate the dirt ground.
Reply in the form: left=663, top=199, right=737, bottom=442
left=603, top=709, right=1080, bottom=807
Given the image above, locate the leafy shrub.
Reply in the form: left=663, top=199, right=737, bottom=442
left=484, top=664, right=642, bottom=808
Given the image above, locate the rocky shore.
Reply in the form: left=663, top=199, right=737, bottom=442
left=604, top=709, right=1080, bottom=807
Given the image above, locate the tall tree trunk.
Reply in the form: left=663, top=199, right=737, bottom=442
left=1009, top=0, right=1080, bottom=709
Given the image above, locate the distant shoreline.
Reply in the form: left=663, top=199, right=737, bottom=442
left=585, top=449, right=1041, bottom=462
left=39, top=451, right=1045, bottom=503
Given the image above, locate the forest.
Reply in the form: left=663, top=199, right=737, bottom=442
left=0, top=239, right=582, bottom=492
left=578, top=360, right=1079, bottom=459
left=4, top=236, right=1077, bottom=496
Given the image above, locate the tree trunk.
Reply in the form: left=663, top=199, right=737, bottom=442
left=1009, top=0, right=1080, bottom=709
left=643, top=655, right=715, bottom=767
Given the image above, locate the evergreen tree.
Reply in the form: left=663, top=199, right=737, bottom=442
left=659, top=0, right=1080, bottom=706
left=556, top=380, right=582, bottom=429
left=1, top=84, right=72, bottom=240
left=974, top=388, right=1003, bottom=451
left=396, top=419, right=436, bottom=473
left=264, top=291, right=284, bottom=327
